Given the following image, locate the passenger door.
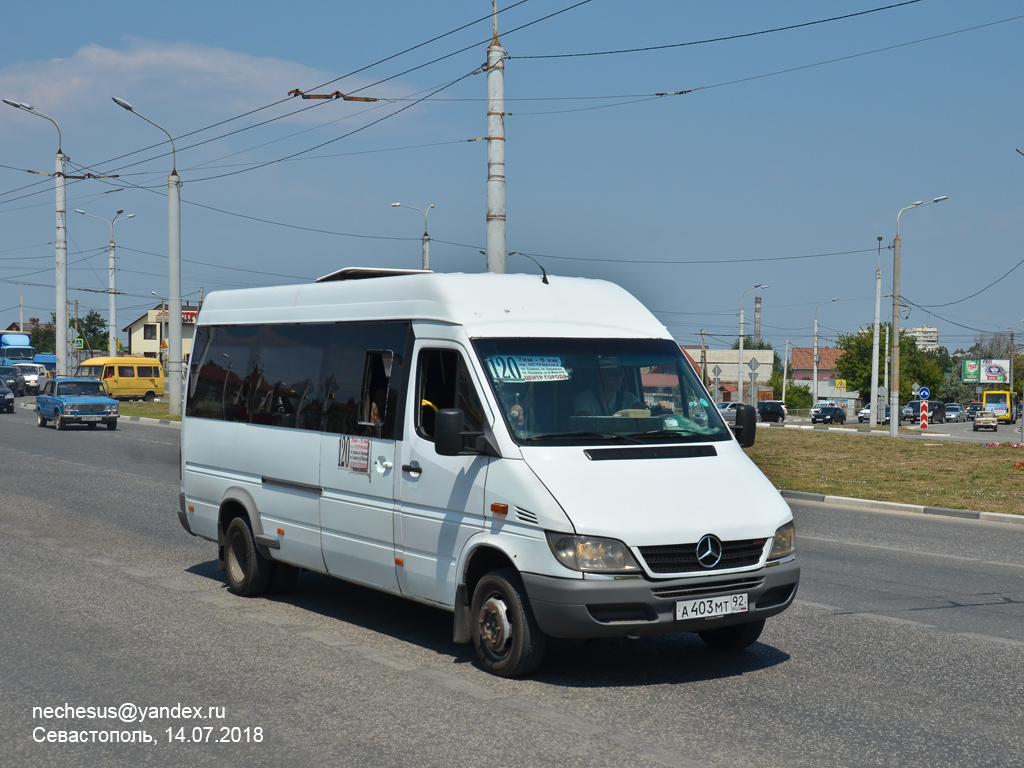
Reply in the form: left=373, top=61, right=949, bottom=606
left=317, top=324, right=410, bottom=594
left=395, top=344, right=490, bottom=606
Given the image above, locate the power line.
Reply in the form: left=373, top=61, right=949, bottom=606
left=513, top=1, right=924, bottom=59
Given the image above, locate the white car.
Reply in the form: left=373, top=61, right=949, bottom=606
left=14, top=362, right=47, bottom=395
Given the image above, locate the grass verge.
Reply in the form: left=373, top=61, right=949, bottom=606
left=119, top=401, right=181, bottom=422
left=746, top=427, right=1023, bottom=515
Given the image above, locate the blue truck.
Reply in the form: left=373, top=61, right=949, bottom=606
left=0, top=332, right=34, bottom=366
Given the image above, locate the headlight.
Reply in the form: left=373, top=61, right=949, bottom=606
left=768, top=521, right=795, bottom=560
left=4, top=393, right=12, bottom=400
left=546, top=532, right=641, bottom=573
left=106, top=405, right=117, bottom=413
left=66, top=405, right=78, bottom=413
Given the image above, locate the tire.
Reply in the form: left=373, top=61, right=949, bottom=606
left=223, top=517, right=272, bottom=596
left=106, top=420, right=117, bottom=430
left=55, top=410, right=66, bottom=431
left=973, top=424, right=978, bottom=432
left=36, top=410, right=46, bottom=427
left=699, top=618, right=766, bottom=651
left=143, top=391, right=155, bottom=402
left=471, top=569, right=546, bottom=678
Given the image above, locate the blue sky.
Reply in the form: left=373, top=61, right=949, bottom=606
left=2, top=1, right=1022, bottom=355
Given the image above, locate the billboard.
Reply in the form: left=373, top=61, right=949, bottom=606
left=961, top=358, right=1010, bottom=384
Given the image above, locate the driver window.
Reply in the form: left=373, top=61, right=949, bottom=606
left=416, top=349, right=484, bottom=443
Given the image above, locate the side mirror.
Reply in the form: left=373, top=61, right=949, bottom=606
left=434, top=408, right=466, bottom=456
left=733, top=402, right=757, bottom=448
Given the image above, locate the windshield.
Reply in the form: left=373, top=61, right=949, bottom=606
left=55, top=381, right=106, bottom=397
left=2, top=347, right=34, bottom=361
left=0, top=366, right=18, bottom=377
left=472, top=338, right=730, bottom=445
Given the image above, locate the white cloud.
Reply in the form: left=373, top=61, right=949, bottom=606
left=0, top=37, right=399, bottom=133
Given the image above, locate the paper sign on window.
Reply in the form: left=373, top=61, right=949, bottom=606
left=485, top=355, right=569, bottom=383
left=339, top=436, right=370, bottom=473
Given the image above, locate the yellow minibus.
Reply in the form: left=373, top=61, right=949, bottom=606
left=76, top=356, right=165, bottom=401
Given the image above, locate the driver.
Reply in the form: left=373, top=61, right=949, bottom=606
left=574, top=358, right=645, bottom=416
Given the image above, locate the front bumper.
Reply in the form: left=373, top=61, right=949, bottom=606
left=63, top=412, right=118, bottom=424
left=522, top=559, right=799, bottom=639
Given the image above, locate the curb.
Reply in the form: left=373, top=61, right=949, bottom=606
left=780, top=489, right=1024, bottom=526
left=757, top=422, right=953, bottom=438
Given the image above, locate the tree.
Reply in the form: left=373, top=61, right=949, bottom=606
left=73, top=310, right=109, bottom=355
left=835, top=323, right=945, bottom=405
left=30, top=323, right=55, bottom=354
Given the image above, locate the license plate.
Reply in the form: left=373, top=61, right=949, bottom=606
left=81, top=415, right=101, bottom=422
left=676, top=592, right=748, bottom=620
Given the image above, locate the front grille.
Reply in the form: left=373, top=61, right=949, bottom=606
left=639, top=538, right=767, bottom=574
left=651, top=576, right=764, bottom=600
left=76, top=404, right=107, bottom=413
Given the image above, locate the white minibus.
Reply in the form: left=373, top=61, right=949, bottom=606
left=179, top=268, right=798, bottom=677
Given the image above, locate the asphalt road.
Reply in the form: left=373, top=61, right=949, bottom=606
left=2, top=406, right=1023, bottom=767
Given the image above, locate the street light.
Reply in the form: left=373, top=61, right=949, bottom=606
left=813, top=298, right=839, bottom=408
left=4, top=99, right=69, bottom=375
left=738, top=284, right=768, bottom=405
left=114, top=96, right=182, bottom=415
left=75, top=208, right=134, bottom=355
left=890, top=195, right=947, bottom=437
left=391, top=202, right=434, bottom=270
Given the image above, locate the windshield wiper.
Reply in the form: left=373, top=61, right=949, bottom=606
left=523, top=431, right=644, bottom=444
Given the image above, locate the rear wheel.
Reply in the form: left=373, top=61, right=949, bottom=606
left=699, top=618, right=766, bottom=651
left=224, top=517, right=272, bottom=596
left=471, top=569, right=546, bottom=677
left=143, top=391, right=155, bottom=402
left=36, top=410, right=46, bottom=427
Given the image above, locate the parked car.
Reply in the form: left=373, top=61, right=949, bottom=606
left=966, top=402, right=984, bottom=420
left=34, top=377, right=119, bottom=430
left=810, top=400, right=838, bottom=417
left=973, top=411, right=998, bottom=432
left=0, top=385, right=13, bottom=413
left=757, top=400, right=786, bottom=423
left=944, top=403, right=965, bottom=422
left=0, top=365, right=26, bottom=396
left=13, top=362, right=47, bottom=394
left=811, top=405, right=846, bottom=424
left=716, top=401, right=740, bottom=424
left=901, top=400, right=945, bottom=424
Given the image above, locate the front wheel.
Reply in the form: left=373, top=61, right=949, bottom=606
left=224, top=517, right=272, bottom=596
left=699, top=618, right=766, bottom=651
left=55, top=411, right=66, bottom=431
left=106, top=420, right=117, bottom=430
left=471, top=569, right=546, bottom=677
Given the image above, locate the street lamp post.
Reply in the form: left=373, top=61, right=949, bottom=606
left=738, top=284, right=768, bottom=405
left=390, top=202, right=434, bottom=270
left=890, top=196, right=948, bottom=438
left=813, top=298, right=839, bottom=408
left=113, top=97, right=182, bottom=415
left=3, top=99, right=68, bottom=375
left=75, top=209, right=134, bottom=355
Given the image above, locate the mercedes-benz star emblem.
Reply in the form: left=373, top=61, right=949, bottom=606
left=696, top=534, right=723, bottom=569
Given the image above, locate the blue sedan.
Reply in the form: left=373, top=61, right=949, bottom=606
left=35, top=377, right=119, bottom=430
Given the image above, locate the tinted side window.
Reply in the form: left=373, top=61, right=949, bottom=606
left=118, top=366, right=136, bottom=378
left=186, top=321, right=410, bottom=438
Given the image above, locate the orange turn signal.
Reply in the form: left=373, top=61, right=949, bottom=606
left=277, top=528, right=285, bottom=535
left=490, top=503, right=509, bottom=516
left=395, top=557, right=404, bottom=567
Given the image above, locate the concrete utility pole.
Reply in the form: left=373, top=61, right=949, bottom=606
left=75, top=208, right=134, bottom=355
left=813, top=298, right=838, bottom=408
left=870, top=236, right=883, bottom=427
left=754, top=296, right=762, bottom=345
left=782, top=339, right=790, bottom=406
left=890, top=196, right=947, bottom=438
left=485, top=0, right=507, bottom=273
left=114, top=97, right=183, bottom=416
left=2, top=100, right=69, bottom=375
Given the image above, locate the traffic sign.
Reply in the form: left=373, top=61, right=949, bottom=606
left=918, top=387, right=930, bottom=400
left=74, top=338, right=84, bottom=349
left=920, top=400, right=929, bottom=430
left=835, top=379, right=847, bottom=390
